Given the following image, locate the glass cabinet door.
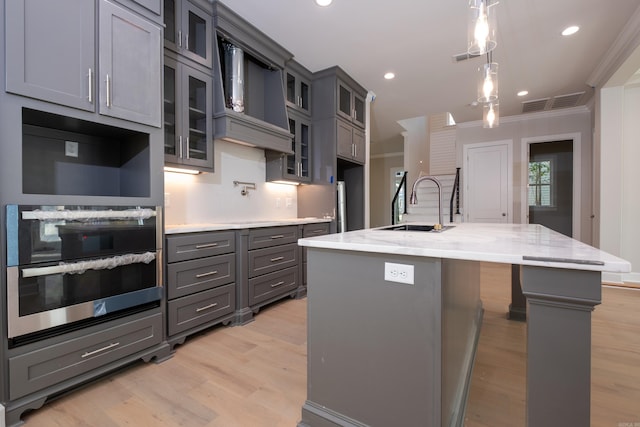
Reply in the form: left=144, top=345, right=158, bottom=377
left=338, top=81, right=352, bottom=122
left=286, top=117, right=296, bottom=177
left=165, top=0, right=212, bottom=68
left=164, top=0, right=176, bottom=48
left=286, top=71, right=311, bottom=115
left=185, top=74, right=208, bottom=162
left=299, top=120, right=310, bottom=180
left=353, top=93, right=365, bottom=128
left=164, top=62, right=179, bottom=162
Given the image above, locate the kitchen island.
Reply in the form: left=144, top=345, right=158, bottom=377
left=297, top=223, right=630, bottom=427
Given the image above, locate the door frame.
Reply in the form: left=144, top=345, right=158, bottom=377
left=521, top=133, right=581, bottom=240
left=463, top=139, right=513, bottom=223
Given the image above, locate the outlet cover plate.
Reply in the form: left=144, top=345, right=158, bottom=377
left=384, top=262, right=414, bottom=285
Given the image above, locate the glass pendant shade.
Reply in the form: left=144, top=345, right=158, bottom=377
left=483, top=101, right=499, bottom=128
left=478, top=62, right=498, bottom=103
left=468, top=0, right=497, bottom=55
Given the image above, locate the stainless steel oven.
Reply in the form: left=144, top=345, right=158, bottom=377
left=6, top=205, right=162, bottom=342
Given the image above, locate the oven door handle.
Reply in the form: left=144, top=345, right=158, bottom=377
left=21, top=252, right=157, bottom=278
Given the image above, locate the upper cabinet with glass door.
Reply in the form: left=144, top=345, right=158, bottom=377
left=164, top=55, right=214, bottom=172
left=164, top=0, right=213, bottom=68
left=337, top=79, right=365, bottom=129
left=285, top=60, right=312, bottom=116
left=312, top=66, right=367, bottom=130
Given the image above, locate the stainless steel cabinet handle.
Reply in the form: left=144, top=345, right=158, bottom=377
left=87, top=68, right=93, bottom=103
left=178, top=30, right=182, bottom=48
left=353, top=144, right=357, bottom=158
left=270, top=235, right=285, bottom=239
left=270, top=281, right=285, bottom=288
left=82, top=342, right=120, bottom=358
left=105, top=74, right=111, bottom=107
left=185, top=136, right=190, bottom=159
left=185, top=34, right=189, bottom=51
left=196, top=242, right=218, bottom=249
left=196, top=270, right=218, bottom=278
left=178, top=135, right=183, bottom=158
left=196, top=302, right=218, bottom=312
left=312, top=229, right=324, bottom=234
left=270, top=256, right=285, bottom=262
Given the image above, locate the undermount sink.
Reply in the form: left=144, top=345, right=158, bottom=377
left=377, top=224, right=454, bottom=232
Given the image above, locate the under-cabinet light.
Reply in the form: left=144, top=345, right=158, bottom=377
left=164, top=166, right=201, bottom=175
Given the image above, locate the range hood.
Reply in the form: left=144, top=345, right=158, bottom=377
left=212, top=2, right=293, bottom=154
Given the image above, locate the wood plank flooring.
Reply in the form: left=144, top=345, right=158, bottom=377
left=22, top=263, right=640, bottom=426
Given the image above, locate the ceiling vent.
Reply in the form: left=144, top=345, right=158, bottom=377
left=550, top=92, right=585, bottom=109
left=522, top=98, right=550, bottom=113
left=452, top=51, right=480, bottom=63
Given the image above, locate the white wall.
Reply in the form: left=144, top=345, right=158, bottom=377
left=398, top=116, right=428, bottom=186
left=600, top=85, right=640, bottom=283
left=164, top=140, right=298, bottom=225
left=456, top=108, right=593, bottom=244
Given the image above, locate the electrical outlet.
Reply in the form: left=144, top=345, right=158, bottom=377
left=384, top=262, right=414, bottom=285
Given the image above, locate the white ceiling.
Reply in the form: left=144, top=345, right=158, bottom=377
left=219, top=0, right=640, bottom=143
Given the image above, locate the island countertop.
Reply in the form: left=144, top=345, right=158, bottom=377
left=298, top=223, right=631, bottom=273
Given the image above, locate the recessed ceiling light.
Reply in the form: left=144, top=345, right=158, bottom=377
left=517, top=90, right=529, bottom=97
left=384, top=72, right=395, bottom=80
left=562, top=26, right=579, bottom=36
left=315, top=0, right=332, bottom=6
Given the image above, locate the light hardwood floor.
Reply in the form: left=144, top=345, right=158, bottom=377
left=22, top=263, right=640, bottom=426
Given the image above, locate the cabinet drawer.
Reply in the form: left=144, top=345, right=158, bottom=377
left=248, top=226, right=298, bottom=250
left=9, top=312, right=162, bottom=400
left=167, top=283, right=235, bottom=336
left=166, top=231, right=235, bottom=262
left=248, top=243, right=298, bottom=278
left=303, top=222, right=331, bottom=238
left=249, top=266, right=298, bottom=306
left=167, top=253, right=235, bottom=299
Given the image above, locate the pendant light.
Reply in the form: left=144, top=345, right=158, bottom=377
left=477, top=58, right=498, bottom=103
left=467, top=0, right=497, bottom=55
left=483, top=101, right=499, bottom=128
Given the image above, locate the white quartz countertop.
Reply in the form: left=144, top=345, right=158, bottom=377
left=298, top=223, right=631, bottom=273
left=165, top=217, right=332, bottom=234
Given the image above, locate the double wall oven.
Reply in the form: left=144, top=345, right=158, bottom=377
left=6, top=205, right=162, bottom=345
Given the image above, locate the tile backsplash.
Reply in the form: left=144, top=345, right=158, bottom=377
left=164, top=140, right=298, bottom=225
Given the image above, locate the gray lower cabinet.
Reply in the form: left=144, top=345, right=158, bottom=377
left=5, top=0, right=162, bottom=128
left=8, top=312, right=164, bottom=401
left=165, top=231, right=236, bottom=349
left=300, top=222, right=331, bottom=295
left=235, top=226, right=300, bottom=323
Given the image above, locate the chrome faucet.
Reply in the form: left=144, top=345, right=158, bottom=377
left=409, top=175, right=443, bottom=226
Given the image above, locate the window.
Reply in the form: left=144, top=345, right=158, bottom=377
left=528, top=160, right=552, bottom=207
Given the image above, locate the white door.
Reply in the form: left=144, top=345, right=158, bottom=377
left=464, top=141, right=512, bottom=223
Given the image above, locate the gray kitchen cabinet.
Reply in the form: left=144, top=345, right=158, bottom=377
left=8, top=312, right=163, bottom=401
left=164, top=54, right=214, bottom=171
left=99, top=0, right=162, bottom=127
left=337, top=118, right=366, bottom=164
left=285, top=60, right=312, bottom=116
left=4, top=309, right=170, bottom=426
left=300, top=222, right=331, bottom=295
left=5, top=0, right=162, bottom=128
left=211, top=1, right=293, bottom=154
left=265, top=109, right=311, bottom=183
left=5, top=0, right=95, bottom=112
left=337, top=78, right=366, bottom=129
left=234, top=226, right=300, bottom=324
left=164, top=0, right=213, bottom=68
left=165, top=231, right=236, bottom=349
